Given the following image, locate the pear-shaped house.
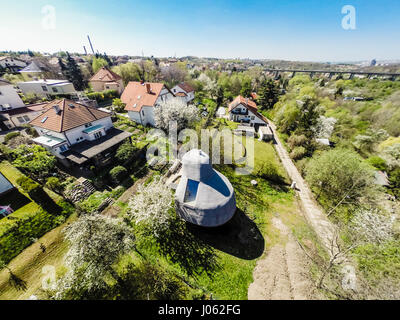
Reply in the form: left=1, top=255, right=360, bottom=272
left=175, top=149, right=236, bottom=227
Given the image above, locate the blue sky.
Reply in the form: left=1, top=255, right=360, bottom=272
left=1, top=0, right=399, bottom=61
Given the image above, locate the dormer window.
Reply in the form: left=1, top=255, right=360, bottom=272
left=85, top=122, right=93, bottom=128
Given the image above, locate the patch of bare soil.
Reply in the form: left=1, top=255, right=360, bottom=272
left=248, top=217, right=321, bottom=300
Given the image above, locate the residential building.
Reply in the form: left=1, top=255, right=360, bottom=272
left=0, top=56, right=27, bottom=72
left=121, top=81, right=174, bottom=126
left=17, top=79, right=76, bottom=98
left=0, top=78, right=25, bottom=110
left=171, top=83, right=195, bottom=103
left=19, top=58, right=62, bottom=80
left=89, top=67, right=124, bottom=94
left=29, top=99, right=133, bottom=168
left=0, top=102, right=48, bottom=130
left=228, top=95, right=268, bottom=128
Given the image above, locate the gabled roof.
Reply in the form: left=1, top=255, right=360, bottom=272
left=19, top=58, right=60, bottom=74
left=89, top=66, right=122, bottom=82
left=228, top=95, right=268, bottom=123
left=177, top=82, right=195, bottom=93
left=29, top=99, right=110, bottom=132
left=121, top=81, right=169, bottom=112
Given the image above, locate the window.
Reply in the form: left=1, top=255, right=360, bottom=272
left=251, top=116, right=255, bottom=120
left=76, top=137, right=83, bottom=142
left=17, top=116, right=25, bottom=123
left=42, top=86, right=48, bottom=91
left=184, top=179, right=199, bottom=203
left=59, top=145, right=68, bottom=152
left=94, top=131, right=102, bottom=139
left=141, top=110, right=144, bottom=116
left=23, top=115, right=30, bottom=122
left=52, top=87, right=58, bottom=93
left=85, top=122, right=92, bottom=128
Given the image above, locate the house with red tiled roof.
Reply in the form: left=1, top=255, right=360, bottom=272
left=121, top=81, right=174, bottom=126
left=171, top=82, right=195, bottom=103
left=29, top=99, right=132, bottom=167
left=89, top=67, right=124, bottom=94
left=228, top=95, right=268, bottom=127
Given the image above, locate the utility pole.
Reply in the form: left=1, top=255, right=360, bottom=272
left=83, top=46, right=87, bottom=55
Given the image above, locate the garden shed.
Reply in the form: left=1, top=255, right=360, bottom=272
left=175, top=149, right=236, bottom=227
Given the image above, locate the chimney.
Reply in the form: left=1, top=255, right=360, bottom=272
left=146, top=83, right=151, bottom=94
left=53, top=104, right=61, bottom=114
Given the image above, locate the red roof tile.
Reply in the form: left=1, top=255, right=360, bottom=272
left=121, top=81, right=171, bottom=112
left=89, top=66, right=122, bottom=82
left=29, top=99, right=110, bottom=132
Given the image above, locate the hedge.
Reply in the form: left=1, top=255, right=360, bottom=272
left=0, top=200, right=74, bottom=264
left=86, top=89, right=118, bottom=103
left=17, top=176, right=62, bottom=214
left=4, top=132, right=20, bottom=144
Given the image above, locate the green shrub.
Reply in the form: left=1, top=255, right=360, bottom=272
left=109, top=166, right=127, bottom=184
left=115, top=141, right=136, bottom=163
left=366, top=156, right=387, bottom=171
left=4, top=132, right=20, bottom=144
left=46, top=177, right=63, bottom=193
left=255, top=161, right=284, bottom=184
left=290, top=146, right=307, bottom=160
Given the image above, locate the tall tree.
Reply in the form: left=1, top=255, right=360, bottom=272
left=65, top=52, right=86, bottom=91
left=240, top=78, right=252, bottom=97
left=257, top=78, right=279, bottom=110
left=103, top=52, right=112, bottom=66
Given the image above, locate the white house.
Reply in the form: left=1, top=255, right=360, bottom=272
left=29, top=99, right=132, bottom=167
left=171, top=83, right=195, bottom=103
left=121, top=81, right=175, bottom=126
left=0, top=56, right=27, bottom=72
left=17, top=79, right=76, bottom=98
left=228, top=95, right=268, bottom=127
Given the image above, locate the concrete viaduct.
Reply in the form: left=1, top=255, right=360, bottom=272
left=264, top=68, right=400, bottom=81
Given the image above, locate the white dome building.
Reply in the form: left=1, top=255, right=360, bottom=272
left=175, top=149, right=236, bottom=227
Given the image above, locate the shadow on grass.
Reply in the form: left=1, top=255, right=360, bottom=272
left=156, top=216, right=220, bottom=279
left=187, top=208, right=265, bottom=260
left=0, top=189, right=31, bottom=212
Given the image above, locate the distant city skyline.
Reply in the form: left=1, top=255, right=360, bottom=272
left=1, top=0, right=399, bottom=62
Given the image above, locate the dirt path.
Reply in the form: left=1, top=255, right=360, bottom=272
left=248, top=217, right=318, bottom=300
left=103, top=172, right=152, bottom=218
left=268, top=121, right=338, bottom=255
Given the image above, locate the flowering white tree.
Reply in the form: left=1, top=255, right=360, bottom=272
left=128, top=177, right=174, bottom=237
left=53, top=214, right=135, bottom=299
left=198, top=73, right=218, bottom=98
left=312, top=115, right=337, bottom=139
left=154, top=97, right=199, bottom=132
left=351, top=208, right=394, bottom=244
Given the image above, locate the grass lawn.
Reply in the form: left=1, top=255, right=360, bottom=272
left=126, top=137, right=309, bottom=299
left=0, top=213, right=77, bottom=300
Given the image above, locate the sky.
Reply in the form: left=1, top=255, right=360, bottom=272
left=1, top=0, right=399, bottom=62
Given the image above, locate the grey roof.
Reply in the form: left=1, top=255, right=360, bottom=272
left=20, top=61, right=42, bottom=73
left=0, top=172, right=15, bottom=196
left=175, top=149, right=236, bottom=227
left=63, top=128, right=133, bottom=164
